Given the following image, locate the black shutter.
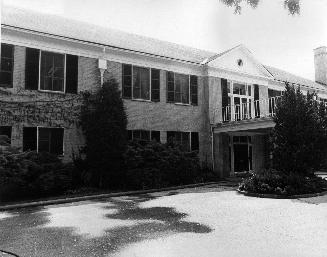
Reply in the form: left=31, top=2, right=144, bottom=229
left=23, top=127, right=37, bottom=151
left=190, top=75, right=198, bottom=106
left=167, top=71, right=175, bottom=102
left=254, top=84, right=260, bottom=117
left=151, top=69, right=160, bottom=102
left=191, top=132, right=199, bottom=151
left=50, top=128, right=64, bottom=155
left=221, top=78, right=228, bottom=108
left=65, top=54, right=78, bottom=94
left=25, top=48, right=40, bottom=90
left=122, top=64, right=132, bottom=98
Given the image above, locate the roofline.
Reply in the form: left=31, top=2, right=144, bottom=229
left=2, top=24, right=205, bottom=66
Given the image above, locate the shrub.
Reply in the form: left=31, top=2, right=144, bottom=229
left=80, top=78, right=128, bottom=188
left=124, top=140, right=215, bottom=189
left=239, top=169, right=327, bottom=195
left=0, top=150, right=74, bottom=202
left=272, top=84, right=327, bottom=176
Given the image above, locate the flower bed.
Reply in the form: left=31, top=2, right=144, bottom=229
left=238, top=169, right=327, bottom=196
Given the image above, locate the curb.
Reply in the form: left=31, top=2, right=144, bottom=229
left=237, top=189, right=327, bottom=199
left=0, top=181, right=224, bottom=211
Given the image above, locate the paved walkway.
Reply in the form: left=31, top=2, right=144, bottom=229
left=0, top=184, right=326, bottom=257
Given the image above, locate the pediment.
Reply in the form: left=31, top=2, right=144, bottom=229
left=206, top=45, right=273, bottom=79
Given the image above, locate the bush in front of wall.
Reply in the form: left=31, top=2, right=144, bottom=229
left=80, top=78, right=128, bottom=189
left=0, top=149, right=74, bottom=202
left=124, top=140, right=215, bottom=190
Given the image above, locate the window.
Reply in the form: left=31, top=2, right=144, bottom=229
left=128, top=130, right=160, bottom=143
left=233, top=83, right=246, bottom=95
left=166, top=72, right=198, bottom=105
left=38, top=128, right=64, bottom=155
left=0, top=44, right=14, bottom=88
left=167, top=131, right=199, bottom=152
left=40, top=51, right=65, bottom=92
left=268, top=89, right=283, bottom=98
left=0, top=126, right=12, bottom=145
left=23, top=127, right=64, bottom=155
left=122, top=64, right=160, bottom=101
left=25, top=48, right=78, bottom=93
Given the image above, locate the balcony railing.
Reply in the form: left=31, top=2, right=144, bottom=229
left=217, top=96, right=282, bottom=123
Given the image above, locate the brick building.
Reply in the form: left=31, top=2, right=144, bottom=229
left=1, top=6, right=327, bottom=177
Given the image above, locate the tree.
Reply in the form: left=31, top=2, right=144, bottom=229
left=271, top=83, right=327, bottom=176
left=219, top=0, right=300, bottom=15
left=80, top=78, right=128, bottom=188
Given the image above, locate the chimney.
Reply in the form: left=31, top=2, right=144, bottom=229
left=314, top=46, right=327, bottom=85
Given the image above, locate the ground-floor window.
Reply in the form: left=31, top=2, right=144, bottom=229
left=23, top=127, right=64, bottom=155
left=127, top=130, right=160, bottom=143
left=0, top=126, right=12, bottom=144
left=167, top=131, right=199, bottom=152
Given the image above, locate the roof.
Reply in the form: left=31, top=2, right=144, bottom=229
left=1, top=5, right=216, bottom=64
left=2, top=6, right=326, bottom=92
left=264, top=65, right=327, bottom=91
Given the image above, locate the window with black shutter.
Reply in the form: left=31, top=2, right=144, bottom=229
left=122, top=64, right=132, bottom=98
left=151, top=69, right=160, bottom=102
left=25, top=48, right=40, bottom=90
left=0, top=44, right=14, bottom=88
left=66, top=54, right=78, bottom=94
left=167, top=71, right=175, bottom=102
left=23, top=127, right=37, bottom=151
left=0, top=126, right=12, bottom=145
left=151, top=131, right=160, bottom=142
left=190, top=75, right=198, bottom=105
left=191, top=132, right=199, bottom=151
left=38, top=127, right=64, bottom=155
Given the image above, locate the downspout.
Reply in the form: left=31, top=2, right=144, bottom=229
left=211, top=125, right=215, bottom=172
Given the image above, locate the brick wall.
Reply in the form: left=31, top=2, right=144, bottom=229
left=1, top=45, right=214, bottom=165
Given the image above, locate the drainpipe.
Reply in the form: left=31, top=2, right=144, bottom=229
left=211, top=125, right=215, bottom=172
left=98, top=47, right=107, bottom=86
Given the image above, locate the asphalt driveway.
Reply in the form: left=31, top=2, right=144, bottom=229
left=0, top=184, right=327, bottom=257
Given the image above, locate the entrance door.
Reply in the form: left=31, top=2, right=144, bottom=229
left=232, top=136, right=252, bottom=173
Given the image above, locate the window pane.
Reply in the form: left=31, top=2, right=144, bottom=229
left=40, top=51, right=65, bottom=92
left=38, top=128, right=50, bottom=153
left=1, top=44, right=13, bottom=58
left=0, top=72, right=12, bottom=86
left=151, top=131, right=160, bottom=142
left=181, top=132, right=190, bottom=151
left=175, top=73, right=189, bottom=104
left=233, top=83, right=246, bottom=95
left=133, top=66, right=150, bottom=100
left=127, top=130, right=133, bottom=141
left=248, top=85, right=252, bottom=96
left=167, top=71, right=174, bottom=82
left=1, top=58, right=13, bottom=72
left=140, top=130, right=150, bottom=141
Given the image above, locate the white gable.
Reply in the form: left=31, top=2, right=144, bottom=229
left=207, top=45, right=273, bottom=79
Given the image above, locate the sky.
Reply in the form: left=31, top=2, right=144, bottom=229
left=2, top=0, right=327, bottom=80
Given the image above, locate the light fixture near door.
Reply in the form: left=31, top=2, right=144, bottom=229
left=237, top=59, right=243, bottom=67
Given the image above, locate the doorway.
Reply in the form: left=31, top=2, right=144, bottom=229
left=231, top=136, right=252, bottom=173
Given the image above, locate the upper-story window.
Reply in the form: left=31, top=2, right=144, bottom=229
left=167, top=72, right=198, bottom=105
left=40, top=51, right=65, bottom=92
left=268, top=89, right=283, bottom=98
left=25, top=47, right=78, bottom=94
left=122, top=64, right=160, bottom=102
left=0, top=43, right=14, bottom=88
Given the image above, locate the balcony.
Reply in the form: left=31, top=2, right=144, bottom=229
left=214, top=96, right=282, bottom=124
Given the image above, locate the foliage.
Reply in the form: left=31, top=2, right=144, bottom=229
left=219, top=0, right=300, bottom=15
left=80, top=78, right=128, bottom=188
left=0, top=150, right=74, bottom=202
left=239, top=169, right=327, bottom=195
left=271, top=84, right=327, bottom=176
left=124, top=140, right=216, bottom=190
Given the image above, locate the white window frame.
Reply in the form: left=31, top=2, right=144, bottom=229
left=228, top=80, right=254, bottom=120
left=169, top=72, right=192, bottom=105
left=36, top=126, right=65, bottom=156
left=38, top=50, right=66, bottom=93
left=129, top=65, right=153, bottom=102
